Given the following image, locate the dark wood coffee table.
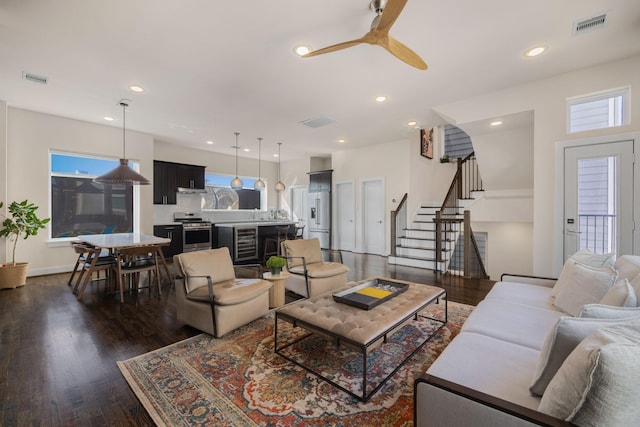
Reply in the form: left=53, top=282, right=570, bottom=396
left=274, top=277, right=447, bottom=401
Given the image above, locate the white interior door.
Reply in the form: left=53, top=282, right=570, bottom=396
left=361, top=178, right=385, bottom=255
left=564, top=140, right=634, bottom=260
left=290, top=186, right=308, bottom=238
left=335, top=181, right=355, bottom=251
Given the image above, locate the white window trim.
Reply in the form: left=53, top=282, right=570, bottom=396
left=566, top=86, right=630, bottom=134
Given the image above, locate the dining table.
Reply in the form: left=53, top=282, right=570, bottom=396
left=76, top=233, right=172, bottom=284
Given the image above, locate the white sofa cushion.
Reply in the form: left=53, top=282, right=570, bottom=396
left=552, top=250, right=615, bottom=298
left=538, top=320, right=640, bottom=426
left=461, top=299, right=565, bottom=350
left=599, top=278, right=637, bottom=307
left=529, top=315, right=640, bottom=396
left=427, top=331, right=542, bottom=411
left=483, top=281, right=555, bottom=310
left=579, top=303, right=640, bottom=319
left=553, top=262, right=617, bottom=316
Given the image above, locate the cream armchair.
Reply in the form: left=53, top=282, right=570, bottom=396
left=281, top=238, right=349, bottom=298
left=174, top=248, right=272, bottom=337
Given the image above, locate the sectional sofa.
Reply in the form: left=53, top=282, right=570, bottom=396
left=415, top=251, right=640, bottom=426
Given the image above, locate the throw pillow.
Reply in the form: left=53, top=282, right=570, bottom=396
left=579, top=303, right=640, bottom=319
left=599, top=278, right=637, bottom=307
left=553, top=262, right=617, bottom=316
left=538, top=320, right=640, bottom=426
left=613, top=254, right=640, bottom=281
left=529, top=315, right=640, bottom=396
left=552, top=250, right=615, bottom=298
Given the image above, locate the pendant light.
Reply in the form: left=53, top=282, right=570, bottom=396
left=254, top=137, right=265, bottom=190
left=230, top=132, right=243, bottom=190
left=275, top=142, right=285, bottom=192
left=94, top=99, right=151, bottom=186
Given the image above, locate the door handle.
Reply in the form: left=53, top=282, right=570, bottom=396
left=378, top=220, right=383, bottom=224
left=566, top=230, right=581, bottom=235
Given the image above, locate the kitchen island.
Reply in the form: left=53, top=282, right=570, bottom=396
left=216, top=221, right=296, bottom=263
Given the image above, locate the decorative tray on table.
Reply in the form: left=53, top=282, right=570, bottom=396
left=332, top=278, right=409, bottom=310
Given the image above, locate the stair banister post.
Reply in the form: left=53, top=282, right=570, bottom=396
left=464, top=210, right=471, bottom=278
left=435, top=210, right=442, bottom=273
left=457, top=157, right=463, bottom=201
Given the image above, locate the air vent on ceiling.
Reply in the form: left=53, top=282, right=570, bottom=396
left=22, top=71, right=48, bottom=85
left=299, top=115, right=337, bottom=129
left=573, top=13, right=607, bottom=35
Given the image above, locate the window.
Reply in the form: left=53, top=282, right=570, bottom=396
left=443, top=124, right=474, bottom=159
left=202, top=173, right=263, bottom=210
left=567, top=87, right=630, bottom=133
left=50, top=153, right=135, bottom=238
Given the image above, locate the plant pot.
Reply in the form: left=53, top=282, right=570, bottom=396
left=270, top=267, right=282, bottom=276
left=0, top=262, right=29, bottom=289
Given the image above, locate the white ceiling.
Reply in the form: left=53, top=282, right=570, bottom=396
left=1, top=0, right=639, bottom=162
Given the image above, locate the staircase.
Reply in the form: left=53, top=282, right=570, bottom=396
left=389, top=194, right=482, bottom=271
left=389, top=152, right=488, bottom=278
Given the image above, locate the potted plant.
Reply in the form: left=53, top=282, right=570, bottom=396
left=266, top=255, right=286, bottom=275
left=0, top=200, right=50, bottom=288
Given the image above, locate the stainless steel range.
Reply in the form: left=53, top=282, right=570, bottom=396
left=174, top=212, right=212, bottom=253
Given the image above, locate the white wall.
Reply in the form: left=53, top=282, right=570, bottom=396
left=0, top=101, right=6, bottom=264
left=331, top=140, right=410, bottom=254
left=473, top=221, right=534, bottom=279
left=4, top=107, right=154, bottom=275
left=434, top=54, right=640, bottom=276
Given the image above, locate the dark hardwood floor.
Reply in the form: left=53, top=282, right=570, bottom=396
left=0, top=252, right=494, bottom=426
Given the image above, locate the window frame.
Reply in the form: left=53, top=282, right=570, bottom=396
left=566, top=86, right=630, bottom=134
left=48, top=150, right=141, bottom=241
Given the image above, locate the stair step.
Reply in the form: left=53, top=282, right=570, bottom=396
left=388, top=255, right=447, bottom=271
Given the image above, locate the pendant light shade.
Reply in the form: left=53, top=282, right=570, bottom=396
left=275, top=142, right=285, bottom=192
left=94, top=100, right=151, bottom=186
left=230, top=132, right=244, bottom=190
left=254, top=137, right=265, bottom=191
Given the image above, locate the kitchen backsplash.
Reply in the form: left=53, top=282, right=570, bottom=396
left=153, top=192, right=284, bottom=224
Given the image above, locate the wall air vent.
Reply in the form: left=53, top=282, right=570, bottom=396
left=22, top=71, right=48, bottom=85
left=299, top=115, right=337, bottom=129
left=573, top=13, right=607, bottom=35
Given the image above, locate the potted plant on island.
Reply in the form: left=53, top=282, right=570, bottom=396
left=0, top=200, right=50, bottom=288
left=266, top=255, right=286, bottom=276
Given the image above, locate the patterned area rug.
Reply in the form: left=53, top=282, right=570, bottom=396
left=118, top=300, right=473, bottom=426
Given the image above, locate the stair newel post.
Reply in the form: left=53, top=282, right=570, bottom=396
left=456, top=157, right=463, bottom=201
left=435, top=210, right=442, bottom=273
left=391, top=208, right=397, bottom=257
left=463, top=210, right=471, bottom=278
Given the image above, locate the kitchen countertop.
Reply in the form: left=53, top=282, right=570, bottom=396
left=215, top=221, right=296, bottom=228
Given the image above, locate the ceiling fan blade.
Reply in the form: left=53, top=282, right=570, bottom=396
left=385, top=36, right=428, bottom=70
left=302, top=38, right=365, bottom=58
left=376, top=0, right=409, bottom=33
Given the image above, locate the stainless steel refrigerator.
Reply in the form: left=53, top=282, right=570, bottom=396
left=308, top=191, right=331, bottom=249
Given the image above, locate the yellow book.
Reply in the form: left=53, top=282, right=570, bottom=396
left=356, top=287, right=393, bottom=299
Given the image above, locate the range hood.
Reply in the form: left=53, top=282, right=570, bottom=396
left=177, top=187, right=207, bottom=194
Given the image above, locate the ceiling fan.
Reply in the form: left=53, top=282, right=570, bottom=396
left=302, top=0, right=427, bottom=70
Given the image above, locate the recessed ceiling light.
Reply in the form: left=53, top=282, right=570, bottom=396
left=294, top=45, right=311, bottom=56
left=128, top=84, right=144, bottom=93
left=490, top=121, right=503, bottom=126
left=375, top=96, right=387, bottom=103
left=338, top=139, right=346, bottom=143
left=104, top=116, right=114, bottom=121
left=524, top=46, right=546, bottom=57
left=243, top=148, right=250, bottom=152
left=273, top=153, right=279, bottom=158
left=206, top=140, right=214, bottom=145
left=407, top=121, right=417, bottom=127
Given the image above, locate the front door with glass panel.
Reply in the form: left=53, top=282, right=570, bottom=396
left=563, top=140, right=634, bottom=261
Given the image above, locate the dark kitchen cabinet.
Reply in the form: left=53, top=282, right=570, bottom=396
left=154, top=224, right=183, bottom=258
left=308, top=170, right=332, bottom=192
left=176, top=164, right=205, bottom=190
left=153, top=161, right=205, bottom=204
left=154, top=161, right=178, bottom=205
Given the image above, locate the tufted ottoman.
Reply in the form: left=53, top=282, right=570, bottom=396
left=275, top=277, right=446, bottom=401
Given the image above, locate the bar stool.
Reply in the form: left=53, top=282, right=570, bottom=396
left=293, top=224, right=305, bottom=239
left=262, top=226, right=290, bottom=263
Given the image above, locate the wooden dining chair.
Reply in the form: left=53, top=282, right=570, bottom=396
left=68, top=243, right=112, bottom=290
left=113, top=245, right=162, bottom=303
left=74, top=245, right=117, bottom=300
